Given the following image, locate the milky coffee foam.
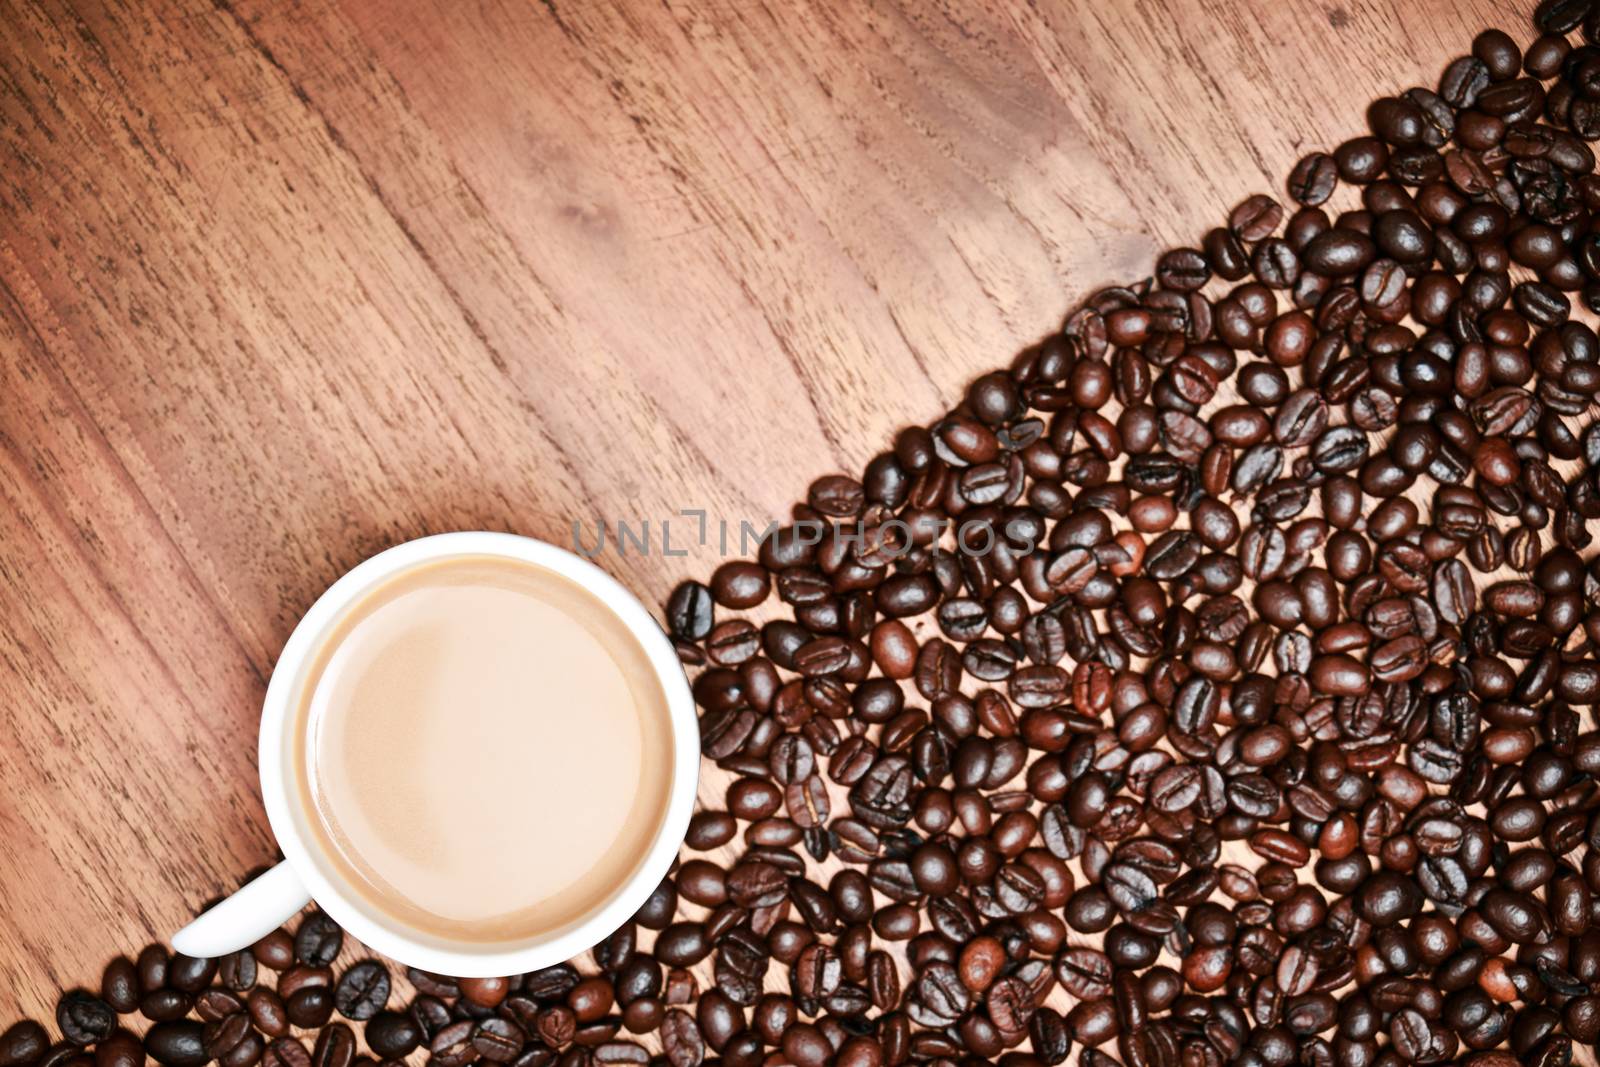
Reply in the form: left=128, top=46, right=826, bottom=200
left=293, top=555, right=673, bottom=943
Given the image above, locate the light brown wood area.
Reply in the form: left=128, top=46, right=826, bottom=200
left=0, top=0, right=1523, bottom=1032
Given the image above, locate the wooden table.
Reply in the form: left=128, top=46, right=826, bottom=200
left=0, top=0, right=1517, bottom=1031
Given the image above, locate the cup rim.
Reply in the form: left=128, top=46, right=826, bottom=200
left=258, top=531, right=698, bottom=976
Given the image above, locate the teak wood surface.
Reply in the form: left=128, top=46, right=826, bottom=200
left=0, top=0, right=1528, bottom=1042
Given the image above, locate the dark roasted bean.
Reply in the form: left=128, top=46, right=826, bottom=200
left=146, top=1023, right=209, bottom=1067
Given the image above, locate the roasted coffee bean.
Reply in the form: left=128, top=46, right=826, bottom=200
left=726, top=861, right=786, bottom=908
left=363, top=1014, right=421, bottom=1060
left=218, top=951, right=258, bottom=994
left=1056, top=948, right=1114, bottom=1000
left=1230, top=194, right=1285, bottom=241
left=221, top=1038, right=264, bottom=1067
left=146, top=1022, right=209, bottom=1067
left=654, top=924, right=711, bottom=969
left=55, top=994, right=113, bottom=1047
left=457, top=977, right=511, bottom=1011
left=658, top=1010, right=702, bottom=1067
left=333, top=962, right=389, bottom=1021
left=261, top=1039, right=310, bottom=1067
left=294, top=913, right=342, bottom=968
left=167, top=955, right=216, bottom=995
left=1103, top=863, right=1158, bottom=914
left=533, top=1007, right=575, bottom=1050
left=567, top=978, right=616, bottom=1024
left=251, top=932, right=293, bottom=973
left=203, top=1015, right=251, bottom=1062
left=246, top=990, right=290, bottom=1038
left=710, top=561, right=770, bottom=609
left=1288, top=153, right=1338, bottom=205
left=94, top=1033, right=142, bottom=1067
left=277, top=969, right=329, bottom=1002
left=99, top=959, right=138, bottom=1016
left=666, top=581, right=715, bottom=641
left=430, top=1021, right=480, bottom=1067
left=195, top=990, right=243, bottom=1023
left=0, top=1022, right=48, bottom=1067
left=469, top=1019, right=525, bottom=1064
left=286, top=987, right=335, bottom=1029
left=310, top=1026, right=354, bottom=1067
left=405, top=997, right=451, bottom=1046
left=219, top=1033, right=265, bottom=1067
left=908, top=963, right=970, bottom=1027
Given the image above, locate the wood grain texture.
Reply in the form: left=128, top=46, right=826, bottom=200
left=0, top=0, right=1522, bottom=1033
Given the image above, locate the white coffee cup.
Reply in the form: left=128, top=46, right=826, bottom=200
left=172, top=532, right=699, bottom=976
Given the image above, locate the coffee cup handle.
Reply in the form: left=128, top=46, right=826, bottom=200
left=172, top=861, right=311, bottom=958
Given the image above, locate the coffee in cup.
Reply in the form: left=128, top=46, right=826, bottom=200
left=173, top=533, right=697, bottom=976
left=295, top=554, right=674, bottom=943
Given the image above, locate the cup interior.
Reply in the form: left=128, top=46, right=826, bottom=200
left=256, top=532, right=699, bottom=976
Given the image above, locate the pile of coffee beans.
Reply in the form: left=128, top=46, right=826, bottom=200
left=12, top=2, right=1600, bottom=1065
